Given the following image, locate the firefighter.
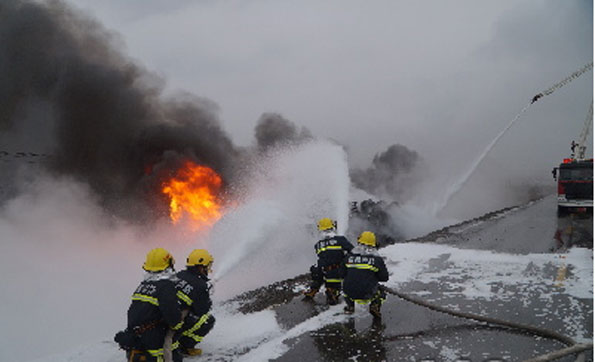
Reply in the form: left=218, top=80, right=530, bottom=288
left=115, top=248, right=184, bottom=362
left=341, top=231, right=389, bottom=320
left=531, top=93, right=543, bottom=104
left=303, top=217, right=354, bottom=305
left=175, top=249, right=216, bottom=357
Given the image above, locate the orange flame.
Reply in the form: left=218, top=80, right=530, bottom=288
left=161, top=161, right=223, bottom=231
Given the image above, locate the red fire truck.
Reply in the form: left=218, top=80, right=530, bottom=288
left=553, top=158, right=593, bottom=215
left=552, top=103, right=593, bottom=216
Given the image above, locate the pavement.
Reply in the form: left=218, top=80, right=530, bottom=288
left=235, top=195, right=593, bottom=362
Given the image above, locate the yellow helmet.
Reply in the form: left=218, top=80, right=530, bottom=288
left=358, top=231, right=376, bottom=247
left=317, top=217, right=336, bottom=231
left=143, top=248, right=175, bottom=272
left=186, top=249, right=214, bottom=268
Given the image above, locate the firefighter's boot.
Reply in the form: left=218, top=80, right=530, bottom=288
left=303, top=287, right=319, bottom=299
left=369, top=300, right=382, bottom=320
left=325, top=288, right=340, bottom=305
left=182, top=347, right=202, bottom=356
left=126, top=350, right=148, bottom=362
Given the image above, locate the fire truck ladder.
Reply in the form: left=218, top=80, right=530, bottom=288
left=574, top=101, right=593, bottom=160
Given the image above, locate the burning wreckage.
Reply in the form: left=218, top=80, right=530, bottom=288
left=0, top=0, right=245, bottom=230
left=348, top=199, right=401, bottom=247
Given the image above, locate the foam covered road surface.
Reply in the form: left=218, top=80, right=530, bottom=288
left=268, top=196, right=593, bottom=362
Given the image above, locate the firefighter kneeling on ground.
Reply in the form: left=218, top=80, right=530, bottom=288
left=303, top=217, right=354, bottom=305
left=341, top=231, right=389, bottom=320
left=115, top=248, right=184, bottom=362
left=174, top=249, right=216, bottom=357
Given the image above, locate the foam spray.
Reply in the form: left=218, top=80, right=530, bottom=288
left=207, top=140, right=350, bottom=299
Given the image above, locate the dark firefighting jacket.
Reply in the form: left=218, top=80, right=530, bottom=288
left=126, top=271, right=183, bottom=357
left=314, top=234, right=354, bottom=268
left=175, top=268, right=215, bottom=346
left=175, top=268, right=212, bottom=317
left=341, top=245, right=389, bottom=301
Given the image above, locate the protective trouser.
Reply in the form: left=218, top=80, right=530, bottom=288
left=178, top=313, right=216, bottom=350
left=344, top=288, right=386, bottom=306
left=309, top=264, right=343, bottom=291
left=117, top=325, right=183, bottom=362
left=309, top=264, right=324, bottom=290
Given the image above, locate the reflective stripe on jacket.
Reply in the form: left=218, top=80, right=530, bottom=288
left=314, top=235, right=354, bottom=268
left=341, top=249, right=389, bottom=300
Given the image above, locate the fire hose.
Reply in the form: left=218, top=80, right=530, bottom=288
left=381, top=286, right=593, bottom=362
left=163, top=310, right=189, bottom=362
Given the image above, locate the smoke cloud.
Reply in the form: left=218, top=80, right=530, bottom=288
left=0, top=0, right=238, bottom=220
left=350, top=143, right=421, bottom=204
left=254, top=112, right=312, bottom=151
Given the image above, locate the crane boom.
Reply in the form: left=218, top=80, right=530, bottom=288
left=576, top=101, right=593, bottom=160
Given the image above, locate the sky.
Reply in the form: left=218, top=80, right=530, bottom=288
left=66, top=0, right=592, bottom=167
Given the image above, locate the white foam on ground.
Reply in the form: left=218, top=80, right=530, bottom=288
left=381, top=242, right=593, bottom=343
left=382, top=243, right=593, bottom=301
left=24, top=241, right=592, bottom=361
left=234, top=306, right=348, bottom=362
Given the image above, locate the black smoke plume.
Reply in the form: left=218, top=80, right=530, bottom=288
left=0, top=0, right=238, bottom=220
left=350, top=143, right=420, bottom=203
left=254, top=112, right=312, bottom=151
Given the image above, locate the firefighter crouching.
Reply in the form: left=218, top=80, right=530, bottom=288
left=303, top=217, right=354, bottom=305
left=341, top=231, right=389, bottom=319
left=115, top=248, right=184, bottom=362
left=174, top=249, right=216, bottom=357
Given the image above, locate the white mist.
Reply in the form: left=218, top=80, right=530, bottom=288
left=208, top=140, right=350, bottom=300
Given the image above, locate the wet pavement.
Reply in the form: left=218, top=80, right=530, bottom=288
left=271, top=274, right=592, bottom=361
left=253, top=196, right=592, bottom=361
left=416, top=196, right=592, bottom=254
left=274, top=302, right=574, bottom=361
left=220, top=196, right=592, bottom=361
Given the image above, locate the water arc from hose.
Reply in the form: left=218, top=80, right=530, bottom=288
left=435, top=62, right=593, bottom=215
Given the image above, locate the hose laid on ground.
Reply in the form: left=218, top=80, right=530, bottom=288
left=524, top=344, right=591, bottom=362
left=381, top=286, right=593, bottom=362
